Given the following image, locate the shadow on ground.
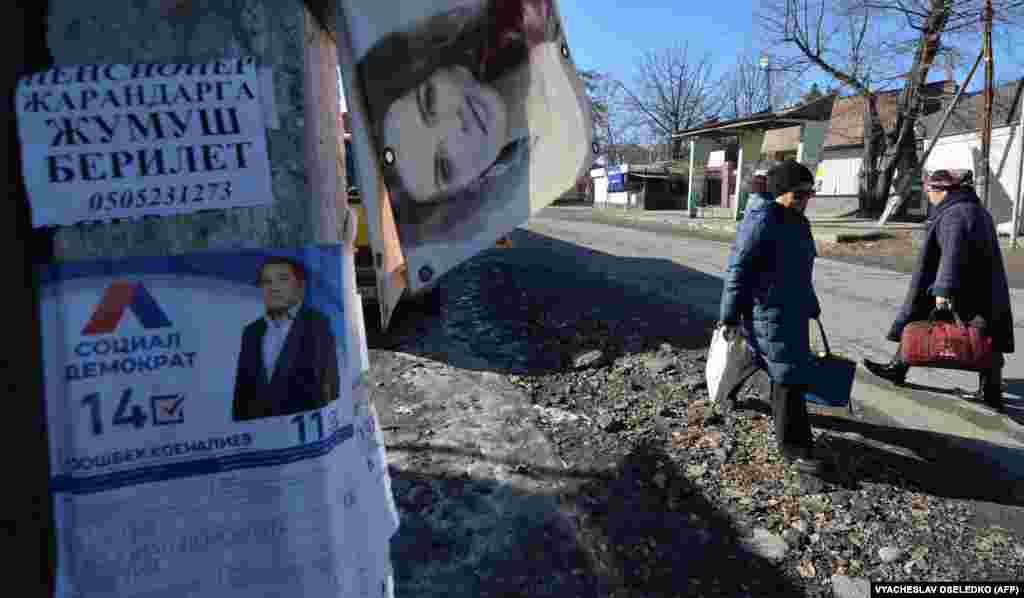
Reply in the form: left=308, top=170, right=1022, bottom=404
left=736, top=397, right=1023, bottom=508
left=368, top=222, right=1024, bottom=594
left=368, top=230, right=806, bottom=595
left=387, top=442, right=805, bottom=598
left=998, top=379, right=1024, bottom=425
left=810, top=415, right=1024, bottom=508
left=369, top=228, right=723, bottom=376
left=893, top=380, right=1024, bottom=426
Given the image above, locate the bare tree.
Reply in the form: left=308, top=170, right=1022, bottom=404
left=762, top=0, right=1024, bottom=215
left=717, top=50, right=807, bottom=120
left=580, top=70, right=641, bottom=165
left=719, top=54, right=772, bottom=119
left=619, top=44, right=718, bottom=160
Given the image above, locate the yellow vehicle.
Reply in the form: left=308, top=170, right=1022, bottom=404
left=341, top=126, right=510, bottom=317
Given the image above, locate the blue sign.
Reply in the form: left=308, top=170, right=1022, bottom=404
left=606, top=166, right=625, bottom=192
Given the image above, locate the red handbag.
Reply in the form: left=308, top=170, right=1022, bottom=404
left=899, top=308, right=995, bottom=371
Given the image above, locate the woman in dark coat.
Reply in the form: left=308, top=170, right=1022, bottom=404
left=863, top=169, right=1014, bottom=410
left=719, top=160, right=825, bottom=474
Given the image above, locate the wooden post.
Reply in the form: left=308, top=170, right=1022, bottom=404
left=982, top=0, right=994, bottom=208
left=1011, top=79, right=1024, bottom=249
left=920, top=48, right=983, bottom=167
left=46, top=1, right=332, bottom=261
left=6, top=3, right=56, bottom=595
left=26, top=0, right=389, bottom=591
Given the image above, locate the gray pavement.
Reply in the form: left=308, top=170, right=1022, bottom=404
left=527, top=210, right=1024, bottom=478
left=582, top=205, right=924, bottom=242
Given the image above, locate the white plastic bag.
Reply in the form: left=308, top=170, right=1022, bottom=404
left=705, top=326, right=756, bottom=403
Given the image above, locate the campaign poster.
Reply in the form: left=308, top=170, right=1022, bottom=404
left=39, top=245, right=398, bottom=598
left=336, top=0, right=594, bottom=307
left=16, top=58, right=275, bottom=227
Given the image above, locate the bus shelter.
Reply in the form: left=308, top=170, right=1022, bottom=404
left=675, top=95, right=836, bottom=220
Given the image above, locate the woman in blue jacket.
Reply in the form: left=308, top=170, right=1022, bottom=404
left=719, top=160, right=825, bottom=474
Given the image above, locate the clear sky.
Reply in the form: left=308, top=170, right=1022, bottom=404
left=560, top=0, right=766, bottom=87
left=559, top=0, right=1024, bottom=96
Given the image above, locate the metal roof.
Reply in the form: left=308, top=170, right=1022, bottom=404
left=918, top=78, right=1023, bottom=139
left=674, top=94, right=837, bottom=140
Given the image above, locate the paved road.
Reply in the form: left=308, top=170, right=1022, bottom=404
left=529, top=208, right=1024, bottom=452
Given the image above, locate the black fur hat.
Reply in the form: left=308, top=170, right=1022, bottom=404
left=767, top=159, right=814, bottom=197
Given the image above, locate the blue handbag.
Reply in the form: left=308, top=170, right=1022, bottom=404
left=802, top=318, right=856, bottom=414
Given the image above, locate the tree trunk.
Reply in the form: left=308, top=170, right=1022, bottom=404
left=859, top=93, right=886, bottom=215
left=874, top=132, right=902, bottom=217
left=866, top=0, right=949, bottom=219
left=893, top=124, right=922, bottom=219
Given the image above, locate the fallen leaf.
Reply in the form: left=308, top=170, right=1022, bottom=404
left=975, top=526, right=1011, bottom=557
left=798, top=560, right=817, bottom=578
left=686, top=463, right=708, bottom=479
left=833, top=558, right=849, bottom=576
left=723, top=487, right=746, bottom=499
left=849, top=559, right=864, bottom=575
left=800, top=494, right=830, bottom=513
left=696, top=431, right=723, bottom=449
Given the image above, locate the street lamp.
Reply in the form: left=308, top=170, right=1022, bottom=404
left=759, top=55, right=771, bottom=112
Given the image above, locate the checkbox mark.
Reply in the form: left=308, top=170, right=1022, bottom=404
left=151, top=394, right=185, bottom=425
left=161, top=397, right=184, bottom=416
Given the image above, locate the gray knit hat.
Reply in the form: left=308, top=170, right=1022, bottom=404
left=924, top=169, right=958, bottom=190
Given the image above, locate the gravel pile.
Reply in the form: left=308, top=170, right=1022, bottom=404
left=509, top=320, right=1024, bottom=596
left=377, top=251, right=1023, bottom=597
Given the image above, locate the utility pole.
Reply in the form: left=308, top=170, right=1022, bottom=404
left=981, top=0, right=994, bottom=208
left=7, top=4, right=56, bottom=596
left=1012, top=78, right=1024, bottom=249
left=921, top=48, right=984, bottom=167
left=27, top=1, right=393, bottom=594
left=759, top=54, right=772, bottom=112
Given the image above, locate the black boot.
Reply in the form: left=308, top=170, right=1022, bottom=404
left=977, top=356, right=1005, bottom=411
left=773, top=383, right=825, bottom=476
left=982, top=385, right=1005, bottom=411
left=863, top=357, right=909, bottom=385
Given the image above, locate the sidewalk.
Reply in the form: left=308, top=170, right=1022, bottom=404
left=527, top=212, right=1024, bottom=494
left=578, top=205, right=924, bottom=243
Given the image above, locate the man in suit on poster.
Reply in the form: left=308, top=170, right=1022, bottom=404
left=233, top=256, right=340, bottom=421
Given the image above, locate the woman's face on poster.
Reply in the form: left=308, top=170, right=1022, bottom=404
left=381, top=65, right=508, bottom=203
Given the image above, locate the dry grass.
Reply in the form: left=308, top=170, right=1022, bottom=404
left=817, top=231, right=1024, bottom=287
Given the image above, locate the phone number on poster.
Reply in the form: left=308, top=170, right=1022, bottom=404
left=88, top=182, right=233, bottom=212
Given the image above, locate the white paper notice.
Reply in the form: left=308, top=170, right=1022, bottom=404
left=16, top=58, right=275, bottom=227
left=40, top=246, right=397, bottom=598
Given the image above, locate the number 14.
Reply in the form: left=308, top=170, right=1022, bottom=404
left=292, top=412, right=324, bottom=445
left=80, top=389, right=147, bottom=435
